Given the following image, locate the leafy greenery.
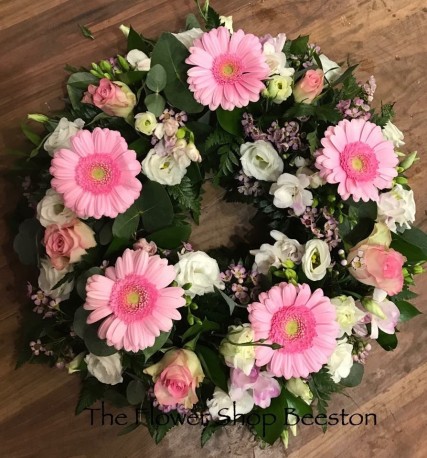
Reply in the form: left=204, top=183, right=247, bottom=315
left=168, top=176, right=202, bottom=223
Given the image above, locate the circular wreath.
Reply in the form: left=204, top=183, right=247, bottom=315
left=12, top=2, right=426, bottom=449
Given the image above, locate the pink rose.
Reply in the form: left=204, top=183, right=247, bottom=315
left=82, top=78, right=136, bottom=118
left=293, top=69, right=324, bottom=104
left=44, top=220, right=96, bottom=270
left=144, top=349, right=204, bottom=408
left=133, top=238, right=157, bottom=255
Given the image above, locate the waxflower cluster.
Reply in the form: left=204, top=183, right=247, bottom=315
left=12, top=4, right=424, bottom=452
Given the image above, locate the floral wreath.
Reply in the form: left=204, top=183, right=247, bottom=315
left=12, top=1, right=426, bottom=449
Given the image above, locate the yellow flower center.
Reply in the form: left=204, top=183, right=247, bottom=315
left=91, top=166, right=107, bottom=181
left=284, top=319, right=299, bottom=337
left=221, top=63, right=235, bottom=76
left=126, top=290, right=141, bottom=310
left=351, top=156, right=365, bottom=171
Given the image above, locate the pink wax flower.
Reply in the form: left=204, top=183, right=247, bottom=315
left=248, top=282, right=339, bottom=379
left=144, top=349, right=205, bottom=409
left=84, top=248, right=185, bottom=352
left=186, top=27, right=269, bottom=111
left=50, top=128, right=142, bottom=219
left=315, top=118, right=398, bottom=202
left=293, top=69, right=324, bottom=104
left=133, top=238, right=157, bottom=255
left=44, top=220, right=96, bottom=270
left=82, top=78, right=136, bottom=118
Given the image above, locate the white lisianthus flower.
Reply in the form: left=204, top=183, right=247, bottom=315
left=382, top=121, right=405, bottom=148
left=318, top=54, right=343, bottom=83
left=250, top=230, right=303, bottom=275
left=377, top=184, right=416, bottom=233
left=219, top=324, right=255, bottom=375
left=141, top=149, right=188, bottom=186
left=266, top=75, right=294, bottom=104
left=286, top=378, right=313, bottom=404
left=44, top=117, right=84, bottom=156
left=174, top=251, right=224, bottom=298
left=36, top=189, right=76, bottom=228
left=240, top=140, right=284, bottom=182
left=331, top=295, right=365, bottom=337
left=172, top=28, right=204, bottom=49
left=38, top=258, right=74, bottom=300
left=207, top=387, right=254, bottom=420
left=219, top=15, right=233, bottom=33
left=134, top=112, right=158, bottom=135
left=270, top=173, right=313, bottom=216
left=85, top=353, right=123, bottom=385
left=126, top=49, right=151, bottom=71
left=301, top=239, right=331, bottom=281
left=327, top=338, right=354, bottom=383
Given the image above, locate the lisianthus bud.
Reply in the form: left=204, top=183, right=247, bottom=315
left=363, top=298, right=387, bottom=319
left=119, top=24, right=130, bottom=37
left=28, top=113, right=49, bottom=123
left=67, top=352, right=86, bottom=374
left=135, top=112, right=158, bottom=135
left=399, top=151, right=418, bottom=171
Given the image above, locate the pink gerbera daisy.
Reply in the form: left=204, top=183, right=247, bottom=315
left=185, top=27, right=269, bottom=111
left=50, top=127, right=142, bottom=219
left=84, top=248, right=185, bottom=352
left=248, top=282, right=339, bottom=379
left=315, top=118, right=398, bottom=202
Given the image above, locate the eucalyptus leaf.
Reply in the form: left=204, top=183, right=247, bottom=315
left=13, top=218, right=43, bottom=266
left=140, top=180, right=174, bottom=232
left=112, top=200, right=142, bottom=239
left=144, top=93, right=166, bottom=117
left=84, top=325, right=117, bottom=356
left=142, top=331, right=171, bottom=361
left=340, top=362, right=364, bottom=387
left=126, top=380, right=146, bottom=405
left=147, top=224, right=191, bottom=249
left=73, top=306, right=90, bottom=339
left=146, top=64, right=167, bottom=92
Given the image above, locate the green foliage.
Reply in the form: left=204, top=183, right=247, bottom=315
left=142, top=331, right=171, bottom=361
left=79, top=24, right=94, bottom=40
left=186, top=13, right=201, bottom=30
left=147, top=223, right=191, bottom=249
left=140, top=180, right=174, bottom=232
left=289, top=35, right=309, bottom=55
left=372, top=102, right=396, bottom=127
left=73, top=306, right=90, bottom=339
left=67, top=72, right=99, bottom=110
left=196, top=344, right=228, bottom=391
left=376, top=330, right=398, bottom=351
left=216, top=107, right=244, bottom=136
left=83, top=325, right=117, bottom=357
left=76, top=377, right=105, bottom=415
left=340, top=362, right=364, bottom=387
left=201, top=422, right=221, bottom=447
left=146, top=64, right=167, bottom=92
left=126, top=380, right=146, bottom=405
left=76, top=267, right=104, bottom=300
left=168, top=176, right=202, bottom=223
left=395, top=300, right=421, bottom=322
left=13, top=218, right=43, bottom=266
left=214, top=286, right=237, bottom=315
left=127, top=27, right=154, bottom=55
left=144, top=93, right=166, bottom=116
left=112, top=200, right=142, bottom=239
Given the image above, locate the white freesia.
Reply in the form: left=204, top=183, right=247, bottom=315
left=207, top=387, right=254, bottom=420
left=219, top=15, right=233, bottom=33
left=240, top=140, right=284, bottom=182
left=327, top=338, right=354, bottom=383
left=331, top=295, right=365, bottom=337
left=364, top=288, right=400, bottom=339
left=134, top=112, right=158, bottom=135
left=141, top=149, right=188, bottom=186
left=174, top=251, right=224, bottom=298
left=377, top=184, right=415, bottom=233
left=262, top=33, right=294, bottom=77
left=296, top=167, right=326, bottom=189
left=219, top=324, right=255, bottom=375
left=286, top=378, right=313, bottom=404
left=38, top=258, right=74, bottom=300
left=318, top=54, right=343, bottom=83
left=301, top=239, right=331, bottom=281
left=85, top=353, right=123, bottom=385
left=270, top=173, right=313, bottom=215
left=382, top=121, right=405, bottom=148
left=126, top=49, right=151, bottom=71
left=44, top=117, right=84, bottom=156
left=185, top=143, right=202, bottom=162
left=172, top=28, right=204, bottom=49
left=36, top=189, right=76, bottom=228
left=250, top=230, right=303, bottom=275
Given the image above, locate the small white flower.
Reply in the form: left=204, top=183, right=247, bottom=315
left=126, top=49, right=151, bottom=71
left=265, top=75, right=294, bottom=104
left=318, top=54, right=343, bottom=83
left=207, top=387, right=254, bottom=420
left=185, top=143, right=202, bottom=162
left=174, top=251, right=224, bottom=298
left=301, top=239, right=331, bottom=281
left=172, top=28, right=204, bottom=49
left=250, top=230, right=303, bottom=275
left=36, top=189, right=76, bottom=228
left=44, top=117, right=84, bottom=156
left=382, top=121, right=405, bottom=148
left=134, top=112, right=158, bottom=135
left=286, top=378, right=313, bottom=404
left=327, top=338, right=354, bottom=383
left=85, top=353, right=123, bottom=385
left=141, top=148, right=188, bottom=186
left=270, top=173, right=313, bottom=215
left=377, top=184, right=415, bottom=233
left=240, top=140, right=284, bottom=182
left=331, top=295, right=365, bottom=337
left=38, top=258, right=74, bottom=300
left=219, top=15, right=233, bottom=33
left=219, top=324, right=255, bottom=375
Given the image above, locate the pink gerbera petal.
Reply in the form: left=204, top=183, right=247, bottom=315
left=186, top=27, right=269, bottom=111
left=315, top=119, right=398, bottom=202
left=248, top=282, right=339, bottom=379
left=84, top=249, right=185, bottom=352
left=50, top=127, right=142, bottom=219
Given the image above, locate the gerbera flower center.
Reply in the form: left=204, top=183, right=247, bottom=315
left=269, top=305, right=317, bottom=353
left=340, top=141, right=379, bottom=182
left=212, top=54, right=243, bottom=84
left=110, top=274, right=158, bottom=323
left=75, top=153, right=121, bottom=194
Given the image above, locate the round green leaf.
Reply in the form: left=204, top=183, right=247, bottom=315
left=126, top=380, right=146, bottom=405
left=340, top=362, right=364, bottom=387
left=146, top=64, right=167, bottom=92
left=140, top=180, right=174, bottom=232
left=144, top=93, right=166, bottom=117
left=147, top=224, right=191, bottom=249
left=83, top=325, right=117, bottom=356
left=73, top=306, right=90, bottom=339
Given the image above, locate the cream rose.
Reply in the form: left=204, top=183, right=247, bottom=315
left=44, top=117, right=84, bottom=156
left=240, top=140, right=284, bottom=182
left=301, top=239, right=331, bottom=281
left=141, top=149, right=188, bottom=186
left=219, top=324, right=256, bottom=375
left=85, top=353, right=123, bottom=385
left=331, top=295, right=365, bottom=337
left=37, top=189, right=76, bottom=228
left=174, top=251, right=224, bottom=298
left=38, top=257, right=74, bottom=300
left=327, top=339, right=354, bottom=383
left=377, top=184, right=416, bottom=233
left=126, top=49, right=151, bottom=71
